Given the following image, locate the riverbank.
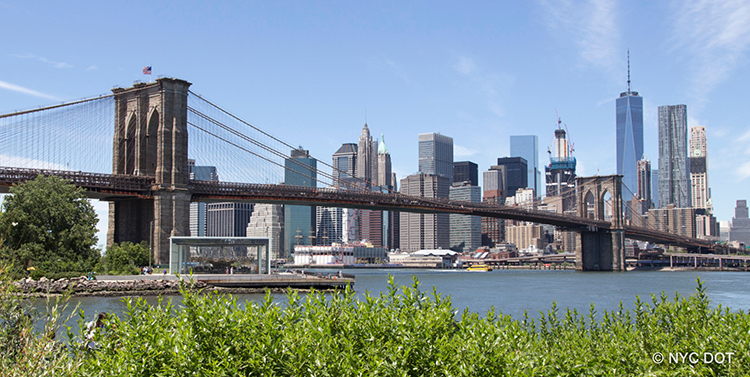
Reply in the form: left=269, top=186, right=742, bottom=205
left=13, top=271, right=355, bottom=297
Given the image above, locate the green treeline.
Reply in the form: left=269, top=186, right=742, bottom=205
left=0, top=175, right=151, bottom=279
left=3, top=273, right=749, bottom=376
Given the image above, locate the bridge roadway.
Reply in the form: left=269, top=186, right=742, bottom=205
left=0, top=167, right=717, bottom=251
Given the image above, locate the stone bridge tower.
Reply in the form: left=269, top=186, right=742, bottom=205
left=575, top=174, right=626, bottom=271
left=107, top=78, right=191, bottom=264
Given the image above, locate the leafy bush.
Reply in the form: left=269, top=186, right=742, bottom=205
left=69, top=277, right=749, bottom=376
left=100, top=242, right=150, bottom=275
left=0, top=263, right=82, bottom=376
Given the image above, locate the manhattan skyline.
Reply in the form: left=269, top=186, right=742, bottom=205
left=1, top=1, right=749, bottom=237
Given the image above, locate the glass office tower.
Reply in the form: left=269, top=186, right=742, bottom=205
left=510, top=135, right=540, bottom=196
left=616, top=83, right=643, bottom=198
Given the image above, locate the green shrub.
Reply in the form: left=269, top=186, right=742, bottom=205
left=67, top=276, right=749, bottom=376
left=0, top=263, right=82, bottom=376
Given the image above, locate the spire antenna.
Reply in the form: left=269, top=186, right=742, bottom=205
left=627, top=49, right=631, bottom=93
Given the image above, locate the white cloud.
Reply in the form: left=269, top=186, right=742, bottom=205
left=11, top=53, right=73, bottom=69
left=0, top=154, right=67, bottom=170
left=671, top=0, right=750, bottom=107
left=454, top=145, right=478, bottom=157
left=0, top=80, right=61, bottom=101
left=736, top=161, right=750, bottom=182
left=86, top=65, right=98, bottom=71
left=452, top=57, right=512, bottom=118
left=385, top=59, right=411, bottom=84
left=453, top=56, right=477, bottom=76
left=540, top=0, right=620, bottom=73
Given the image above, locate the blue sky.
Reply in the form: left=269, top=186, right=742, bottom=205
left=1, top=0, right=749, bottom=246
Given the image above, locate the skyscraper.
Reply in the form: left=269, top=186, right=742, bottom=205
left=356, top=123, right=378, bottom=187
left=332, top=143, right=357, bottom=188
left=284, top=147, right=317, bottom=258
left=545, top=127, right=576, bottom=212
left=206, top=203, right=254, bottom=237
left=453, top=161, right=478, bottom=186
left=188, top=159, right=218, bottom=237
left=616, top=53, right=644, bottom=201
left=730, top=200, right=750, bottom=245
left=376, top=133, right=396, bottom=249
left=689, top=126, right=711, bottom=212
left=357, top=124, right=384, bottom=247
left=658, top=105, right=690, bottom=208
left=496, top=157, right=528, bottom=199
left=636, top=158, right=652, bottom=216
left=418, top=133, right=453, bottom=183
left=399, top=173, right=450, bottom=252
left=481, top=168, right=504, bottom=247
left=510, top=135, right=540, bottom=195
left=449, top=182, right=481, bottom=253
left=246, top=204, right=284, bottom=259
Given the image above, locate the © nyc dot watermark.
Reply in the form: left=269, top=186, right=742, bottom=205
left=652, top=352, right=735, bottom=364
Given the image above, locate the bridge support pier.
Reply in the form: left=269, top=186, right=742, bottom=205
left=575, top=175, right=626, bottom=271
left=575, top=229, right=625, bottom=271
left=108, top=78, right=191, bottom=265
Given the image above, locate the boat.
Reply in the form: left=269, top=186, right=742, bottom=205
left=466, top=264, right=493, bottom=272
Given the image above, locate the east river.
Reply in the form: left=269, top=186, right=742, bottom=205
left=38, top=268, right=750, bottom=325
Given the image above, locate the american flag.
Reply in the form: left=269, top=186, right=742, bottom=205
left=143, top=66, right=152, bottom=75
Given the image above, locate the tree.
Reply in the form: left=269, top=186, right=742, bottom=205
left=101, top=242, right=150, bottom=275
left=0, top=175, right=99, bottom=278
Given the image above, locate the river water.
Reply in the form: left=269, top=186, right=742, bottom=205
left=38, top=268, right=750, bottom=326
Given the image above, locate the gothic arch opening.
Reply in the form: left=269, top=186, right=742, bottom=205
left=602, top=189, right=613, bottom=222
left=145, top=109, right=159, bottom=176
left=584, top=190, right=596, bottom=219
left=124, top=113, right=137, bottom=175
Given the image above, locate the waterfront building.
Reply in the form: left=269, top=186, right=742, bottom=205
left=246, top=204, right=284, bottom=259
left=293, top=244, right=389, bottom=265
left=206, top=203, right=253, bottom=237
left=646, top=205, right=696, bottom=238
left=511, top=135, right=540, bottom=195
left=418, top=133, right=453, bottom=184
left=188, top=159, right=219, bottom=237
left=658, top=105, right=690, bottom=208
left=481, top=168, right=504, bottom=247
left=496, top=157, right=528, bottom=199
left=449, top=182, right=481, bottom=253
left=719, top=221, right=730, bottom=242
left=506, top=223, right=546, bottom=252
left=315, top=206, right=344, bottom=246
left=616, top=54, right=644, bottom=207
left=453, top=161, right=478, bottom=186
left=284, top=147, right=317, bottom=258
left=730, top=200, right=750, bottom=245
left=399, top=173, right=450, bottom=252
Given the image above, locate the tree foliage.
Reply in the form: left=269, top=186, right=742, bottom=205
left=0, top=175, right=99, bottom=278
left=101, top=242, right=150, bottom=275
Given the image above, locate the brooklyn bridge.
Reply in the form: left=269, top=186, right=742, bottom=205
left=0, top=78, right=720, bottom=271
